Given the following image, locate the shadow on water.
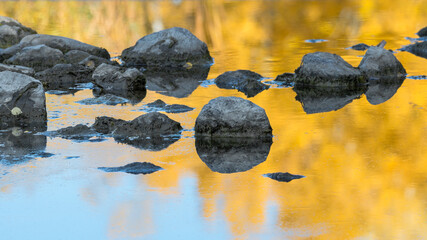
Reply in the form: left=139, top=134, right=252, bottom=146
left=195, top=137, right=272, bottom=174
left=365, top=76, right=406, bottom=105
left=294, top=86, right=367, bottom=114
left=144, top=66, right=210, bottom=98
left=0, top=130, right=51, bottom=165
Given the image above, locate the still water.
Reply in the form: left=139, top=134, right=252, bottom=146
left=1, top=0, right=427, bottom=239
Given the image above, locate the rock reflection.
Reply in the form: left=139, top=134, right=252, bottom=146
left=294, top=86, right=366, bottom=114
left=114, top=135, right=180, bottom=152
left=195, top=137, right=272, bottom=174
left=366, top=77, right=405, bottom=105
left=0, top=130, right=50, bottom=165
left=144, top=66, right=210, bottom=98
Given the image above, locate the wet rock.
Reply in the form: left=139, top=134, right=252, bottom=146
left=64, top=50, right=91, bottom=63
left=417, top=26, right=427, bottom=37
left=92, top=63, right=146, bottom=96
left=76, top=94, right=129, bottom=106
left=4, top=44, right=65, bottom=71
left=348, top=43, right=370, bottom=51
left=196, top=137, right=272, bottom=174
left=144, top=99, right=194, bottom=113
left=147, top=99, right=167, bottom=108
left=35, top=63, right=93, bottom=90
left=270, top=72, right=295, bottom=87
left=0, top=63, right=34, bottom=76
left=400, top=41, right=427, bottom=59
left=92, top=87, right=146, bottom=105
left=98, top=162, right=163, bottom=175
left=365, top=76, right=405, bottom=105
left=294, top=85, right=366, bottom=114
left=144, top=66, right=210, bottom=98
left=0, top=130, right=48, bottom=165
left=294, top=52, right=367, bottom=88
left=0, top=16, right=36, bottom=48
left=264, top=172, right=305, bottom=182
left=121, top=27, right=213, bottom=68
left=359, top=46, right=406, bottom=77
left=195, top=97, right=272, bottom=138
left=52, top=124, right=97, bottom=141
left=215, top=70, right=269, bottom=97
left=0, top=71, right=46, bottom=131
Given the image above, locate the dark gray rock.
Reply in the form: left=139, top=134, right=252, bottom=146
left=92, top=87, right=146, bottom=105
left=147, top=99, right=167, bottom=108
left=0, top=63, right=34, bottom=76
left=35, top=63, right=93, bottom=90
left=365, top=76, right=405, bottom=105
left=144, top=99, right=194, bottom=114
left=0, top=71, right=46, bottom=131
left=270, top=72, right=295, bottom=87
left=400, top=41, right=427, bottom=59
left=52, top=124, right=97, bottom=141
left=0, top=16, right=36, bottom=48
left=196, top=137, right=272, bottom=174
left=294, top=52, right=367, bottom=88
left=349, top=43, right=370, bottom=51
left=76, top=94, right=129, bottom=106
left=144, top=67, right=209, bottom=98
left=98, top=162, right=163, bottom=175
left=195, top=97, right=272, bottom=138
left=359, top=46, right=406, bottom=77
left=121, top=27, right=213, bottom=68
left=264, top=172, right=305, bottom=182
left=294, top=86, right=366, bottom=114
left=114, top=135, right=180, bottom=152
left=92, top=63, right=146, bottom=95
left=64, top=50, right=91, bottom=63
left=215, top=70, right=268, bottom=97
left=417, top=26, right=427, bottom=37
left=4, top=44, right=65, bottom=71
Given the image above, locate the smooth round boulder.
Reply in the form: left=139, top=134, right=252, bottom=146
left=195, top=97, right=272, bottom=138
left=121, top=27, right=213, bottom=68
left=358, top=46, right=406, bottom=77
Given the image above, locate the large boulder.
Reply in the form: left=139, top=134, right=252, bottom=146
left=0, top=16, right=36, bottom=48
left=4, top=44, right=64, bottom=71
left=0, top=71, right=46, bottom=131
left=294, top=52, right=367, bottom=88
left=215, top=70, right=269, bottom=97
left=400, top=41, right=427, bottom=59
left=358, top=46, right=406, bottom=77
left=195, top=97, right=272, bottom=138
left=121, top=27, right=213, bottom=68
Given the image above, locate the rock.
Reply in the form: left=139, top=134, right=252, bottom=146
left=294, top=52, right=367, bottom=88
left=359, top=46, right=406, bottom=77
left=4, top=44, right=65, bottom=71
left=79, top=55, right=112, bottom=69
left=35, top=63, right=93, bottom=90
left=0, top=63, right=34, bottom=76
left=293, top=86, right=366, bottom=114
left=147, top=99, right=167, bottom=108
left=196, top=137, right=272, bottom=173
left=195, top=97, right=272, bottom=138
left=91, top=116, right=127, bottom=135
left=365, top=76, right=405, bottom=105
left=92, top=87, right=146, bottom=105
left=0, top=71, right=46, bottom=131
left=0, top=16, right=36, bottom=48
left=52, top=124, right=97, bottom=141
left=64, top=50, right=91, bottom=63
left=144, top=99, right=194, bottom=114
left=215, top=70, right=269, bottom=97
left=114, top=135, right=180, bottom=151
left=121, top=27, right=213, bottom=68
left=98, top=162, right=163, bottom=175
left=400, top=41, right=427, bottom=59
left=144, top=66, right=210, bottom=98
left=270, top=72, right=295, bottom=87
left=417, top=26, right=427, bottom=37
left=348, top=43, right=370, bottom=51
left=264, top=172, right=305, bottom=182
left=76, top=94, right=129, bottom=106
left=92, top=63, right=146, bottom=95
left=0, top=130, right=49, bottom=165
left=19, top=34, right=110, bottom=59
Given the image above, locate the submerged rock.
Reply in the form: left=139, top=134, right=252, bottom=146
left=348, top=43, right=370, bottom=51
left=264, top=172, right=305, bottom=182
left=53, top=124, right=97, bottom=141
left=0, top=63, right=34, bottom=76
left=400, top=41, right=427, bottom=59
left=0, top=16, right=36, bottom=48
left=144, top=67, right=210, bottom=98
left=121, top=27, right=213, bottom=68
left=215, top=70, right=269, bottom=97
left=35, top=63, right=93, bottom=90
left=143, top=99, right=194, bottom=113
left=76, top=94, right=130, bottom=106
left=195, top=97, right=272, bottom=138
left=294, top=85, right=366, bottom=114
left=359, top=46, right=406, bottom=77
left=98, top=162, right=163, bottom=175
left=270, top=72, right=295, bottom=87
left=196, top=137, right=272, bottom=174
left=4, top=44, right=65, bottom=71
left=0, top=130, right=48, bottom=165
left=0, top=71, right=46, bottom=131
left=365, top=76, right=405, bottom=105
left=417, top=26, right=427, bottom=37
left=114, top=135, right=180, bottom=151
left=294, top=52, right=366, bottom=88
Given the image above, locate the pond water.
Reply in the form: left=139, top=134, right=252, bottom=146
left=1, top=1, right=427, bottom=239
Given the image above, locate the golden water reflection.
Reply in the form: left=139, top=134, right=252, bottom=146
left=1, top=0, right=427, bottom=239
